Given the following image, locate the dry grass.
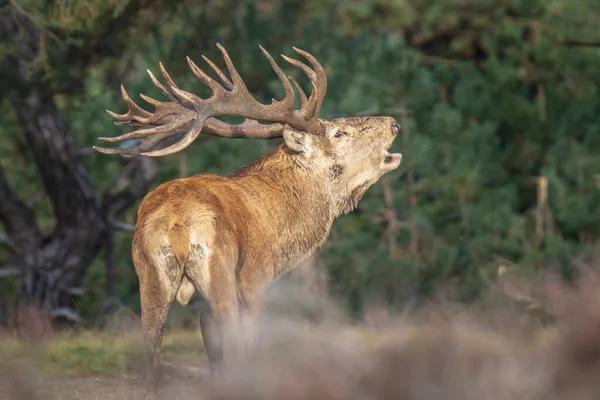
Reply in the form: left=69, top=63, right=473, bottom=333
left=3, top=264, right=600, bottom=399
left=0, top=325, right=208, bottom=400
left=204, top=263, right=600, bottom=400
left=0, top=328, right=205, bottom=377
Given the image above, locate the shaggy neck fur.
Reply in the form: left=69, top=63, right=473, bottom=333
left=232, top=145, right=370, bottom=218
left=230, top=145, right=372, bottom=272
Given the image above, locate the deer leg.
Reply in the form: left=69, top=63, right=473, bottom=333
left=210, top=299, right=241, bottom=369
left=240, top=300, right=262, bottom=360
left=140, top=288, right=172, bottom=400
left=186, top=253, right=240, bottom=374
left=198, top=299, right=222, bottom=374
left=136, top=253, right=178, bottom=400
left=238, top=273, right=269, bottom=361
left=198, top=299, right=240, bottom=375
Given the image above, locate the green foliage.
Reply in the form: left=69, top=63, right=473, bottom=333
left=2, top=0, right=599, bottom=318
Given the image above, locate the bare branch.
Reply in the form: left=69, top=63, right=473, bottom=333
left=109, top=218, right=136, bottom=232
left=65, top=287, right=85, bottom=296
left=74, top=147, right=96, bottom=156
left=0, top=266, right=19, bottom=278
left=0, top=232, right=14, bottom=249
left=52, top=307, right=85, bottom=324
left=561, top=39, right=600, bottom=48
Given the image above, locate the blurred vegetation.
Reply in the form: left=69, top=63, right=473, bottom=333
left=0, top=326, right=204, bottom=376
left=1, top=0, right=599, bottom=322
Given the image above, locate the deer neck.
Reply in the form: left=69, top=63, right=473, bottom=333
left=233, top=146, right=337, bottom=223
left=232, top=145, right=370, bottom=222
left=231, top=146, right=337, bottom=273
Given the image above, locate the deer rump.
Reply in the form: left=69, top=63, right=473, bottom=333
left=168, top=221, right=196, bottom=306
left=169, top=215, right=219, bottom=307
left=137, top=199, right=218, bottom=308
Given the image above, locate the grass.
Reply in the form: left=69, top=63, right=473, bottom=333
left=0, top=328, right=206, bottom=377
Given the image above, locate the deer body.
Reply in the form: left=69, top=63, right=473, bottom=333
left=135, top=145, right=336, bottom=308
left=95, top=44, right=401, bottom=399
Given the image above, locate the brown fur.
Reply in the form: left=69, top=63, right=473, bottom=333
left=168, top=223, right=190, bottom=266
left=128, top=117, right=401, bottom=399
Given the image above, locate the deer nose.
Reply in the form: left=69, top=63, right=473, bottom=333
left=392, top=122, right=400, bottom=136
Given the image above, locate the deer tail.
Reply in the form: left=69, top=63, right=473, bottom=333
left=168, top=221, right=190, bottom=266
left=168, top=220, right=195, bottom=306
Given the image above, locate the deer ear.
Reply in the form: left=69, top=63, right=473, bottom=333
left=283, top=127, right=312, bottom=154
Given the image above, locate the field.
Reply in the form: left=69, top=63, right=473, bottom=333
left=2, top=273, right=600, bottom=400
left=0, top=317, right=209, bottom=399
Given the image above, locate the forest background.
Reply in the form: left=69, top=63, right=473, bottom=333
left=1, top=0, right=599, bottom=333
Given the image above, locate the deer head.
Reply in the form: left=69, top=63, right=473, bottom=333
left=290, top=117, right=401, bottom=215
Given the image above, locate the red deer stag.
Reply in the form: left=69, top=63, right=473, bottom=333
left=94, top=43, right=401, bottom=399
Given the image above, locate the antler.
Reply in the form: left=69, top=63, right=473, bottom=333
left=94, top=44, right=328, bottom=157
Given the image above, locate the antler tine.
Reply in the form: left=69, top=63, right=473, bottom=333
left=98, top=117, right=190, bottom=143
left=259, top=45, right=295, bottom=109
left=106, top=85, right=152, bottom=122
left=215, top=43, right=247, bottom=90
left=141, top=118, right=204, bottom=157
left=147, top=69, right=177, bottom=102
left=289, top=76, right=308, bottom=110
left=104, top=80, right=196, bottom=135
left=281, top=55, right=318, bottom=119
left=157, top=63, right=195, bottom=107
left=186, top=57, right=224, bottom=95
left=293, top=47, right=327, bottom=117
left=100, top=79, right=198, bottom=151
left=94, top=130, right=174, bottom=157
left=201, top=55, right=234, bottom=91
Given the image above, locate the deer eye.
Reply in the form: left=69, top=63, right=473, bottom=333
left=334, top=131, right=345, bottom=138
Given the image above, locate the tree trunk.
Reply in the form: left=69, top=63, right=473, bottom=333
left=7, top=90, right=105, bottom=339
left=0, top=0, right=158, bottom=339
left=4, top=89, right=158, bottom=338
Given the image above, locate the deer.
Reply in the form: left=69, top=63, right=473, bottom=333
left=94, top=43, right=402, bottom=400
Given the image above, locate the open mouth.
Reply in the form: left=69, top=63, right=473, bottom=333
left=384, top=151, right=402, bottom=164
left=382, top=132, right=402, bottom=169
left=383, top=141, right=402, bottom=164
